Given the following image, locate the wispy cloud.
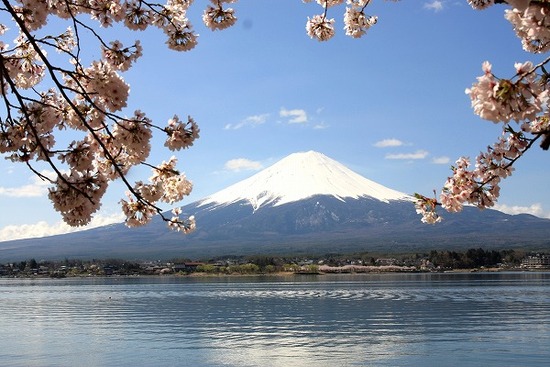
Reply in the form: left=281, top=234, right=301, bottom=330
left=493, top=203, right=550, bottom=219
left=432, top=156, right=450, bottom=164
left=0, top=171, right=54, bottom=198
left=224, top=113, right=269, bottom=130
left=0, top=185, right=45, bottom=198
left=280, top=108, right=308, bottom=124
left=385, top=150, right=429, bottom=160
left=374, top=138, right=404, bottom=148
left=0, top=212, right=125, bottom=242
left=224, top=158, right=263, bottom=172
left=424, top=1, right=444, bottom=12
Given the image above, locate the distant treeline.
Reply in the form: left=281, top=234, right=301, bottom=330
left=427, top=248, right=521, bottom=269
left=0, top=248, right=531, bottom=277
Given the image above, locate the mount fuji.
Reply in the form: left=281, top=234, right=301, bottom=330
left=1, top=151, right=550, bottom=261
left=199, top=151, right=411, bottom=211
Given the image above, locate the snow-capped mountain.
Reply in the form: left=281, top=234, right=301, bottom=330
left=199, top=151, right=411, bottom=210
left=1, top=151, right=550, bottom=261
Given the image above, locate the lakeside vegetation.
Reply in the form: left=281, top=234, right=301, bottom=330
left=1, top=248, right=549, bottom=278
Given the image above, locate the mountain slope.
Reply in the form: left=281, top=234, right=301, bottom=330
left=1, top=151, right=549, bottom=261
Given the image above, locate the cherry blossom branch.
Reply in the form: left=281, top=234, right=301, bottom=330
left=2, top=0, right=125, bottom=193
left=0, top=54, right=70, bottom=179
left=416, top=59, right=550, bottom=223
left=0, top=0, right=203, bottom=229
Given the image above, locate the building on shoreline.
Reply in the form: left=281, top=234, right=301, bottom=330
left=521, top=254, right=550, bottom=269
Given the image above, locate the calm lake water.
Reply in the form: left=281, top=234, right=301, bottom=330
left=1, top=272, right=549, bottom=366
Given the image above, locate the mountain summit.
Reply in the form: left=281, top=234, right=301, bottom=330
left=199, top=151, right=411, bottom=210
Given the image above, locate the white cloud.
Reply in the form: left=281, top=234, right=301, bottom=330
left=424, top=1, right=444, bottom=12
left=374, top=138, right=404, bottom=148
left=224, top=158, right=264, bottom=172
left=280, top=108, right=308, bottom=124
left=0, top=171, right=54, bottom=198
left=0, top=185, right=45, bottom=198
left=493, top=203, right=550, bottom=218
left=432, top=156, right=450, bottom=164
left=224, top=113, right=269, bottom=130
left=0, top=212, right=125, bottom=242
left=385, top=150, right=429, bottom=160
left=313, top=122, right=329, bottom=130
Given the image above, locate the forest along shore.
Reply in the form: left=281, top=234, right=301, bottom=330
left=1, top=249, right=549, bottom=278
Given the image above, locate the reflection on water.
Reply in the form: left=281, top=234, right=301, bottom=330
left=1, top=272, right=549, bottom=366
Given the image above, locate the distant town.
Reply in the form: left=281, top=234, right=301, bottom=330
left=1, top=248, right=550, bottom=278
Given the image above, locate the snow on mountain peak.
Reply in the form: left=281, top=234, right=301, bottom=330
left=199, top=151, right=412, bottom=210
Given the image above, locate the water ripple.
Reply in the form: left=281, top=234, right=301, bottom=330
left=1, top=273, right=550, bottom=366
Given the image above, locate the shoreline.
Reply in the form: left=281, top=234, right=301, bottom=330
left=3, top=267, right=550, bottom=280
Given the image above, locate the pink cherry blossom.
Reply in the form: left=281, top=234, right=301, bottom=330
left=306, top=15, right=336, bottom=41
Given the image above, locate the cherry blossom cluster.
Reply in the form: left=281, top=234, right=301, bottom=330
left=465, top=61, right=546, bottom=124
left=120, top=156, right=194, bottom=229
left=416, top=0, right=550, bottom=224
left=0, top=0, right=231, bottom=232
left=414, top=193, right=441, bottom=224
left=416, top=125, right=536, bottom=223
left=469, top=2, right=550, bottom=53
left=203, top=0, right=238, bottom=31
left=304, top=0, right=398, bottom=42
left=505, top=3, right=550, bottom=53
left=469, top=1, right=550, bottom=54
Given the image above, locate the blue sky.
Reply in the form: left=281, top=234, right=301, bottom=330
left=1, top=0, right=549, bottom=241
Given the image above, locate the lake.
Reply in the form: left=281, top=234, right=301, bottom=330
left=1, top=272, right=549, bottom=366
